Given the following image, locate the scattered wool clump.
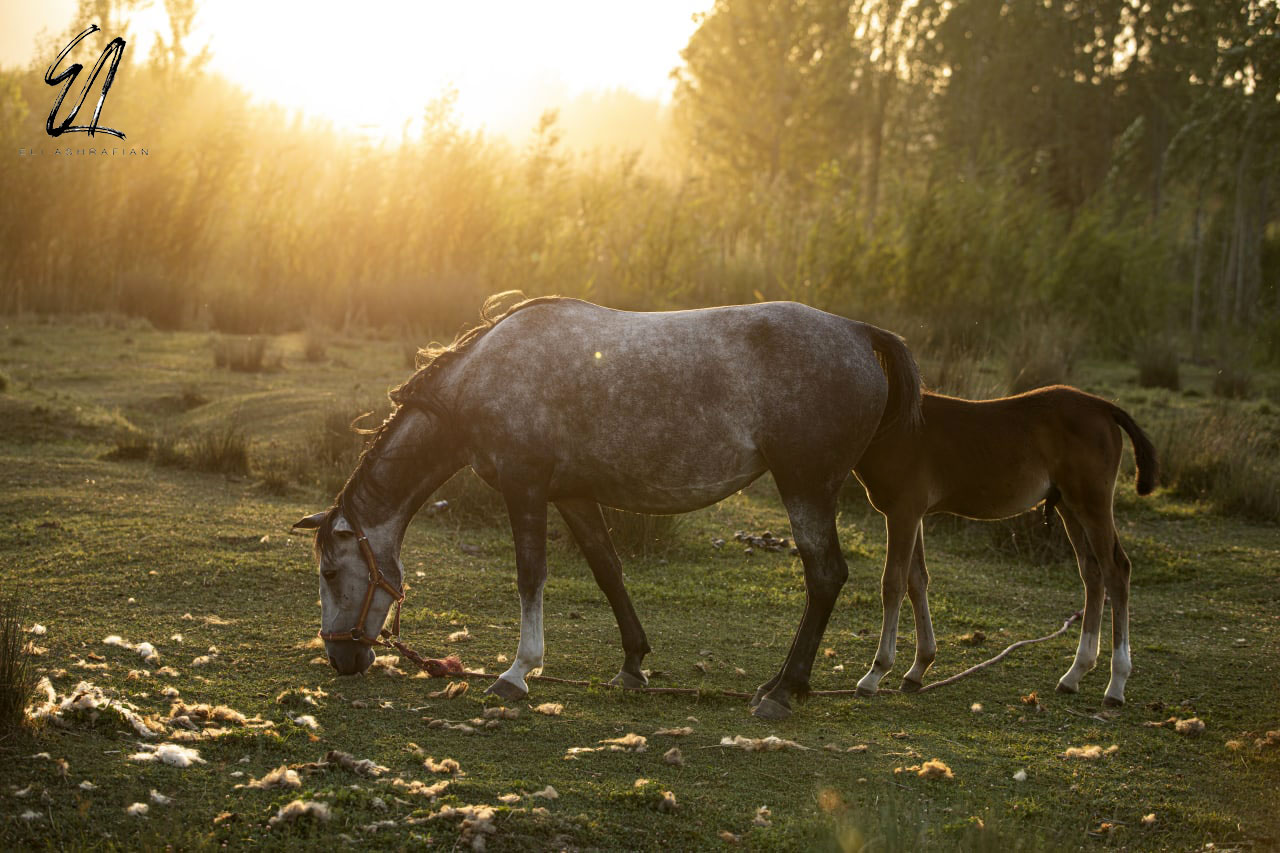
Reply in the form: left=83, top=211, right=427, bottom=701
left=325, top=750, right=389, bottom=777
left=720, top=735, right=809, bottom=752
left=169, top=702, right=248, bottom=726
left=20, top=810, right=42, bottom=821
left=276, top=687, right=328, bottom=708
left=1060, top=744, right=1119, bottom=760
left=149, top=789, right=173, bottom=806
left=658, top=790, right=678, bottom=813
left=424, top=757, right=461, bottom=776
left=564, top=746, right=603, bottom=759
left=154, top=666, right=180, bottom=677
left=601, top=733, right=648, bottom=752
left=72, top=659, right=109, bottom=671
left=971, top=702, right=984, bottom=713
left=719, top=831, right=741, bottom=843
left=531, top=702, right=563, bottom=716
left=895, top=759, right=954, bottom=780
left=663, top=747, right=684, bottom=766
left=22, top=642, right=47, bottom=656
left=428, top=681, right=469, bottom=699
left=28, top=624, right=47, bottom=635
left=26, top=679, right=161, bottom=738
left=387, top=778, right=450, bottom=799
left=128, top=743, right=206, bottom=768
left=754, top=806, right=772, bottom=827
left=1256, top=730, right=1280, bottom=751
left=529, top=785, right=558, bottom=800
left=654, top=726, right=694, bottom=737
left=482, top=706, right=519, bottom=720
left=243, top=766, right=301, bottom=790
left=79, top=780, right=97, bottom=791
left=125, top=802, right=149, bottom=817
left=170, top=633, right=183, bottom=643
left=446, top=629, right=471, bottom=643
left=1175, top=717, right=1205, bottom=736
left=1142, top=813, right=1157, bottom=826
left=135, top=642, right=159, bottom=663
left=1013, top=769, right=1028, bottom=782
left=290, top=714, right=320, bottom=731
left=370, top=655, right=405, bottom=676
left=190, top=655, right=216, bottom=667
left=419, top=804, right=497, bottom=851
left=161, top=686, right=180, bottom=700
left=497, top=793, right=521, bottom=805
left=268, top=799, right=331, bottom=828
left=104, top=635, right=131, bottom=649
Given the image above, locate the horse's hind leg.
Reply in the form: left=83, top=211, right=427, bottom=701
left=555, top=499, right=651, bottom=689
left=1055, top=505, right=1106, bottom=696
left=857, top=512, right=920, bottom=696
left=487, top=485, right=549, bottom=701
left=752, top=480, right=848, bottom=721
left=1078, top=504, right=1133, bottom=706
left=900, top=524, right=936, bottom=691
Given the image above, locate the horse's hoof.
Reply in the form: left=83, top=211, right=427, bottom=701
left=751, top=697, right=792, bottom=721
left=900, top=677, right=924, bottom=693
left=1055, top=680, right=1078, bottom=695
left=1102, top=695, right=1124, bottom=708
left=855, top=684, right=878, bottom=698
left=748, top=687, right=767, bottom=709
left=485, top=678, right=528, bottom=701
left=609, top=670, right=647, bottom=689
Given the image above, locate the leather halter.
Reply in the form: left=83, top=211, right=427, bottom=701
left=318, top=517, right=405, bottom=647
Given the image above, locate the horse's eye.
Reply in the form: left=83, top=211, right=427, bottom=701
left=321, top=568, right=339, bottom=582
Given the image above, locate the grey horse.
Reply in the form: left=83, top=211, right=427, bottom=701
left=293, top=295, right=921, bottom=719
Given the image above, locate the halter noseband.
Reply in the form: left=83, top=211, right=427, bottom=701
left=318, top=516, right=405, bottom=647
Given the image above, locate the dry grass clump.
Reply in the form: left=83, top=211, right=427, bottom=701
left=213, top=335, right=282, bottom=373
left=1005, top=320, right=1082, bottom=395
left=1157, top=408, right=1280, bottom=523
left=0, top=596, right=39, bottom=740
left=1134, top=338, right=1181, bottom=390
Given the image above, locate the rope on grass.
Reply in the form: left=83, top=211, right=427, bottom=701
left=392, top=610, right=1083, bottom=700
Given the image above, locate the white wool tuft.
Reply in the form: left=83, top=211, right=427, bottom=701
left=104, top=635, right=132, bottom=649
left=129, top=743, right=205, bottom=767
left=135, top=642, right=158, bottom=663
left=291, top=714, right=320, bottom=730
left=20, top=810, right=43, bottom=821
left=28, top=624, right=47, bottom=635
left=720, top=734, right=809, bottom=752
left=1013, top=769, right=1028, bottom=782
left=269, top=799, right=332, bottom=827
left=529, top=785, right=558, bottom=800
left=126, top=802, right=149, bottom=817
left=149, top=789, right=173, bottom=805
left=79, top=780, right=97, bottom=791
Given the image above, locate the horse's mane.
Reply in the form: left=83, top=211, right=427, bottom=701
left=315, top=292, right=559, bottom=561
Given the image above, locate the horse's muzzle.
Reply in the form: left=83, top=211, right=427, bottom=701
left=325, top=641, right=374, bottom=675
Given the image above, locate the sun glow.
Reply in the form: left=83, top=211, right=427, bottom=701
left=45, top=0, right=712, bottom=141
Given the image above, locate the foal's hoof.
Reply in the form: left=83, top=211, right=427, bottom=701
left=855, top=684, right=878, bottom=698
left=1102, top=695, right=1124, bottom=708
left=609, top=670, right=647, bottom=690
left=1055, top=680, right=1079, bottom=695
left=484, top=678, right=528, bottom=701
left=748, top=687, right=767, bottom=709
left=899, top=677, right=924, bottom=693
left=750, top=697, right=792, bottom=721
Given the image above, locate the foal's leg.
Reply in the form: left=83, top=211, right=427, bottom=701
left=1076, top=504, right=1133, bottom=706
left=900, top=524, right=936, bottom=691
left=752, top=482, right=848, bottom=721
left=1055, top=506, right=1106, bottom=696
left=555, top=499, right=652, bottom=688
left=487, top=486, right=549, bottom=701
left=856, top=513, right=921, bottom=696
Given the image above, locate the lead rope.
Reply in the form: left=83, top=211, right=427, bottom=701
left=384, top=610, right=1083, bottom=700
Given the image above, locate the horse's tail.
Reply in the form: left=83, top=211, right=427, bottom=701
left=863, top=324, right=923, bottom=433
left=1109, top=403, right=1158, bottom=495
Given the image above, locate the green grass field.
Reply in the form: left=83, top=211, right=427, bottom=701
left=1, top=319, right=1277, bottom=851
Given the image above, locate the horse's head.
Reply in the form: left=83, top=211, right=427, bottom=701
left=292, top=508, right=405, bottom=675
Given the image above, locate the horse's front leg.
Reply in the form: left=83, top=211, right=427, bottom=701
left=857, top=513, right=920, bottom=696
left=487, top=485, right=549, bottom=701
left=555, top=499, right=651, bottom=688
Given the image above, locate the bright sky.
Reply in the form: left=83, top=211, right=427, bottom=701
left=0, top=0, right=712, bottom=138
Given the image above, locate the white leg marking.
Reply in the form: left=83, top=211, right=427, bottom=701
left=1058, top=630, right=1099, bottom=692
left=1105, top=637, right=1131, bottom=703
left=857, top=607, right=899, bottom=694
left=498, top=587, right=544, bottom=693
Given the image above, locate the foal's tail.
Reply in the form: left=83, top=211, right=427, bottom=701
left=863, top=324, right=924, bottom=433
left=1109, top=404, right=1158, bottom=495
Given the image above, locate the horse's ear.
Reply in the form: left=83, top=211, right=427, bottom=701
left=291, top=512, right=326, bottom=533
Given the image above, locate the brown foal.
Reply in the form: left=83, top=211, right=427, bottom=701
left=851, top=385, right=1157, bottom=706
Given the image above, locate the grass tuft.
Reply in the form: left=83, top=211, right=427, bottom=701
left=1006, top=321, right=1081, bottom=395
left=0, top=597, right=38, bottom=741
left=189, top=419, right=251, bottom=476
left=213, top=335, right=282, bottom=373
left=1157, top=408, right=1280, bottom=522
left=1135, top=338, right=1181, bottom=390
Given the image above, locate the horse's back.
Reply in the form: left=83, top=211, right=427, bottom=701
left=442, top=299, right=889, bottom=512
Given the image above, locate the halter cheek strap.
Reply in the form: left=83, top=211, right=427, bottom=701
left=317, top=519, right=405, bottom=647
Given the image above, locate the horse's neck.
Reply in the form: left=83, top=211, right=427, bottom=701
left=348, top=409, right=463, bottom=550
